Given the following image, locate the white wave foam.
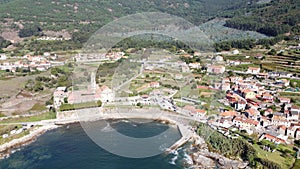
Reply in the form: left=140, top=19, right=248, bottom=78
left=183, top=152, right=193, bottom=165
left=169, top=155, right=178, bottom=165
left=101, top=123, right=113, bottom=132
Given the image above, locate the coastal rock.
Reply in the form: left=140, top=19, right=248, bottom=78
left=194, top=154, right=215, bottom=168
left=196, top=149, right=248, bottom=169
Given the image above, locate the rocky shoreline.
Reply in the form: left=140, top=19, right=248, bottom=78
left=0, top=125, right=58, bottom=160
left=188, top=135, right=249, bottom=169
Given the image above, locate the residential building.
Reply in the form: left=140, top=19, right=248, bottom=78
left=262, top=93, right=274, bottom=102
left=278, top=97, right=291, bottom=104
left=222, top=83, right=231, bottom=91
left=242, top=89, right=256, bottom=99
left=259, top=133, right=286, bottom=144
left=247, top=67, right=260, bottom=74
left=0, top=53, right=7, bottom=60
left=53, top=87, right=68, bottom=108
left=188, top=62, right=200, bottom=69
left=150, top=82, right=160, bottom=88
left=207, top=65, right=225, bottom=74
left=233, top=116, right=259, bottom=130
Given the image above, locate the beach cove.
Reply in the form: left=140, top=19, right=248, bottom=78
left=0, top=107, right=247, bottom=168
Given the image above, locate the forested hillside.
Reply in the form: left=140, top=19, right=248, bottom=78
left=0, top=0, right=253, bottom=34
left=224, top=0, right=300, bottom=36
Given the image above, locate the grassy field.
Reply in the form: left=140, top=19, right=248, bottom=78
left=0, top=130, right=30, bottom=145
left=253, top=144, right=295, bottom=169
left=29, top=103, right=47, bottom=112
left=292, top=159, right=300, bottom=169
left=226, top=63, right=259, bottom=71
left=0, top=111, right=56, bottom=124
left=60, top=101, right=102, bottom=111
left=279, top=92, right=300, bottom=106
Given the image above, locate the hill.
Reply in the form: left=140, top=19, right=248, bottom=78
left=0, top=0, right=253, bottom=34
left=224, top=0, right=300, bottom=36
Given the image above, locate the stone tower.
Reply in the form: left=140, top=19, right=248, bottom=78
left=91, top=72, right=97, bottom=91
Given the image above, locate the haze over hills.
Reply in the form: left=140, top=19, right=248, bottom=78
left=0, top=0, right=299, bottom=50
left=0, top=0, right=255, bottom=34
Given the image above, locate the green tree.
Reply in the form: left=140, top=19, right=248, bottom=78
left=97, top=100, right=102, bottom=107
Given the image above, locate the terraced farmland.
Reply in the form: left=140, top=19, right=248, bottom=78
left=262, top=54, right=300, bottom=73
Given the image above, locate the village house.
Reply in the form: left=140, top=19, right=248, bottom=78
left=255, top=54, right=264, bottom=60
left=275, top=79, right=290, bottom=87
left=207, top=65, right=225, bottom=74
left=242, top=89, right=256, bottom=99
left=228, top=60, right=241, bottom=66
left=222, top=78, right=230, bottom=84
left=245, top=108, right=260, bottom=119
left=215, top=117, right=233, bottom=129
left=183, top=105, right=207, bottom=118
left=272, top=115, right=291, bottom=127
left=247, top=67, right=260, bottom=74
left=296, top=129, right=300, bottom=140
left=214, top=83, right=222, bottom=90
left=188, top=62, right=200, bottom=69
left=291, top=105, right=300, bottom=114
left=0, top=53, right=7, bottom=60
left=215, top=55, right=224, bottom=62
left=193, top=109, right=207, bottom=118
left=233, top=116, right=259, bottom=132
left=259, top=133, right=286, bottom=144
left=278, top=125, right=287, bottom=135
left=264, top=108, right=273, bottom=116
left=53, top=87, right=68, bottom=108
left=230, top=76, right=243, bottom=84
left=150, top=81, right=160, bottom=88
left=232, top=49, right=240, bottom=55
left=278, top=97, right=291, bottom=104
left=257, top=73, right=268, bottom=78
left=220, top=110, right=237, bottom=118
left=260, top=116, right=271, bottom=127
left=181, top=64, right=190, bottom=73
left=262, top=93, right=274, bottom=102
left=286, top=126, right=300, bottom=138
left=234, top=99, right=247, bottom=111
left=226, top=92, right=239, bottom=103
left=288, top=111, right=299, bottom=121
left=221, top=83, right=231, bottom=91
left=140, top=95, right=151, bottom=105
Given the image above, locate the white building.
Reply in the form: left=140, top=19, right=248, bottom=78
left=53, top=87, right=68, bottom=108
left=247, top=67, right=260, bottom=74
left=0, top=54, right=7, bottom=60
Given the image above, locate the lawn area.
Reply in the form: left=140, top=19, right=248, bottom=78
left=0, top=130, right=30, bottom=145
left=226, top=64, right=259, bottom=71
left=279, top=92, right=300, bottom=106
left=253, top=144, right=295, bottom=169
left=0, top=112, right=5, bottom=117
left=60, top=101, right=102, bottom=111
left=29, top=103, right=47, bottom=112
left=292, top=159, right=300, bottom=169
left=0, top=111, right=56, bottom=123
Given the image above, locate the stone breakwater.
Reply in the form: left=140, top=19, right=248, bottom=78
left=0, top=125, right=58, bottom=159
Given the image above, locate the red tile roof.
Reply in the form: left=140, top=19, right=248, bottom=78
left=234, top=117, right=259, bottom=126
left=220, top=111, right=237, bottom=117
